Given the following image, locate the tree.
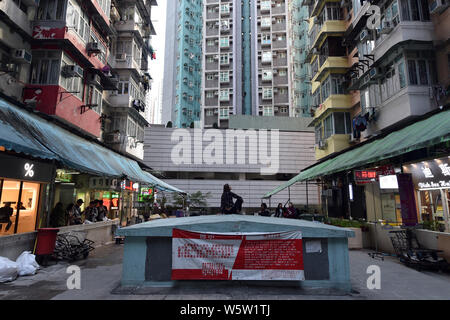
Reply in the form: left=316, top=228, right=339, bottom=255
left=173, top=191, right=211, bottom=209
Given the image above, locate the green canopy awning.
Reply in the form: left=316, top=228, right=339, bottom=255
left=263, top=109, right=450, bottom=198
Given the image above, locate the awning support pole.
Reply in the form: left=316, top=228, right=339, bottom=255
left=306, top=180, right=309, bottom=212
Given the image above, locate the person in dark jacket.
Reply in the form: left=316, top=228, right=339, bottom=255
left=274, top=203, right=284, bottom=217
left=220, top=184, right=243, bottom=214
left=257, top=203, right=271, bottom=216
left=0, top=202, right=13, bottom=231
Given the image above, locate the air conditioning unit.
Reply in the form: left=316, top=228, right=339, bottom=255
left=87, top=42, right=101, bottom=53
left=62, top=65, right=83, bottom=78
left=272, top=69, right=278, bottom=74
left=317, top=140, right=326, bottom=150
left=360, top=29, right=371, bottom=42
left=429, top=0, right=449, bottom=14
left=105, top=132, right=121, bottom=144
left=115, top=53, right=127, bottom=61
left=381, top=21, right=393, bottom=34
left=13, top=49, right=32, bottom=64
left=87, top=73, right=101, bottom=86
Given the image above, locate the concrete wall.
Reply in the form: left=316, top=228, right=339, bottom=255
left=415, top=229, right=450, bottom=263
left=0, top=220, right=119, bottom=261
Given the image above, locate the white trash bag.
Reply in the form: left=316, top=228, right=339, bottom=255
left=0, top=256, right=18, bottom=283
left=16, top=251, right=40, bottom=276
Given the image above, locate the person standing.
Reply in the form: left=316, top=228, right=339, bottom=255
left=0, top=202, right=13, bottom=232
left=220, top=184, right=243, bottom=214
left=84, top=201, right=98, bottom=223
left=96, top=199, right=108, bottom=222
left=68, top=199, right=83, bottom=225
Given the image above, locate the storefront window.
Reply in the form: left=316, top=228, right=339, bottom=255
left=0, top=179, right=40, bottom=236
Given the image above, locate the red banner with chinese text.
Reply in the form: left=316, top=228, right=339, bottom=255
left=171, top=229, right=304, bottom=281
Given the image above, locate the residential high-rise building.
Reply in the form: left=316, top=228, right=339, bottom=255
left=0, top=0, right=157, bottom=161
left=162, top=0, right=203, bottom=128
left=288, top=0, right=312, bottom=117
left=304, top=0, right=449, bottom=160
left=102, top=0, right=157, bottom=160
left=202, top=0, right=294, bottom=128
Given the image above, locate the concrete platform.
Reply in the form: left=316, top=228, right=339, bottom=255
left=116, top=215, right=355, bottom=292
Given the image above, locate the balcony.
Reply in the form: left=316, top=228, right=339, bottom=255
left=372, top=21, right=436, bottom=62
left=0, top=0, right=32, bottom=36
left=114, top=20, right=146, bottom=39
left=312, top=56, right=349, bottom=82
left=314, top=94, right=353, bottom=119
left=309, top=20, right=346, bottom=51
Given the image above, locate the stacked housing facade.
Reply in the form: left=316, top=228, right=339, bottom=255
left=0, top=0, right=157, bottom=161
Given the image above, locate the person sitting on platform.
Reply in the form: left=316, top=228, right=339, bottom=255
left=220, top=184, right=243, bottom=214
left=283, top=202, right=297, bottom=219
left=256, top=203, right=271, bottom=217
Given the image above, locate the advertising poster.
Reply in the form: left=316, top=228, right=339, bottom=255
left=171, top=229, right=304, bottom=281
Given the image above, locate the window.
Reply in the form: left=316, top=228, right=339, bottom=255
left=67, top=1, right=90, bottom=43
left=0, top=180, right=41, bottom=236
left=37, top=0, right=65, bottom=20
left=407, top=60, right=418, bottom=85
left=206, top=110, right=214, bottom=116
left=279, top=106, right=288, bottom=113
left=315, top=123, right=323, bottom=144
left=279, top=69, right=287, bottom=76
left=400, top=0, right=430, bottom=21
left=220, top=37, right=229, bottom=48
left=219, top=89, right=229, bottom=101
left=127, top=118, right=137, bottom=138
left=206, top=55, right=214, bottom=63
left=206, top=91, right=214, bottom=98
left=206, top=74, right=214, bottom=80
left=334, top=112, right=351, bottom=134
left=219, top=71, right=229, bottom=83
left=220, top=53, right=229, bottom=65
left=220, top=3, right=229, bottom=14
left=219, top=108, right=229, bottom=119
left=261, top=1, right=271, bottom=11
left=261, top=34, right=271, bottom=45
left=88, top=86, right=102, bottom=114
left=325, top=2, right=341, bottom=20
left=207, top=39, right=215, bottom=46
left=30, top=51, right=61, bottom=85
left=262, top=87, right=273, bottom=99
left=263, top=106, right=273, bottom=116
left=323, top=114, right=333, bottom=139
left=261, top=17, right=271, bottom=27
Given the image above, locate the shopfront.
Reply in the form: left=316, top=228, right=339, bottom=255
left=403, top=156, right=450, bottom=232
left=0, top=153, right=54, bottom=236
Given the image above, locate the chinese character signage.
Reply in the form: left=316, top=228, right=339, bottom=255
left=172, top=229, right=304, bottom=281
left=354, top=170, right=378, bottom=184
left=403, top=157, right=450, bottom=190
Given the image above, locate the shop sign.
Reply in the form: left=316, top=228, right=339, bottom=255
left=0, top=153, right=54, bottom=183
left=172, top=229, right=304, bottom=281
left=354, top=170, right=378, bottom=184
left=121, top=180, right=139, bottom=192
left=138, top=187, right=154, bottom=202
left=111, top=192, right=120, bottom=209
left=403, top=157, right=450, bottom=190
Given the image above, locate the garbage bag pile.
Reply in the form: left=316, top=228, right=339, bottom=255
left=0, top=251, right=40, bottom=283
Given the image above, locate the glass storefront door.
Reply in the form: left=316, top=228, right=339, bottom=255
left=0, top=179, right=41, bottom=236
left=418, top=189, right=449, bottom=232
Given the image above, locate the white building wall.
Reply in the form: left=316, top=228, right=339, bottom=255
left=144, top=126, right=316, bottom=173
left=159, top=178, right=319, bottom=209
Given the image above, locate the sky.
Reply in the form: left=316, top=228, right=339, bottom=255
left=148, top=1, right=167, bottom=124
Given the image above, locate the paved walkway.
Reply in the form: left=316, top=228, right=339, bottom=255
left=1, top=244, right=450, bottom=300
